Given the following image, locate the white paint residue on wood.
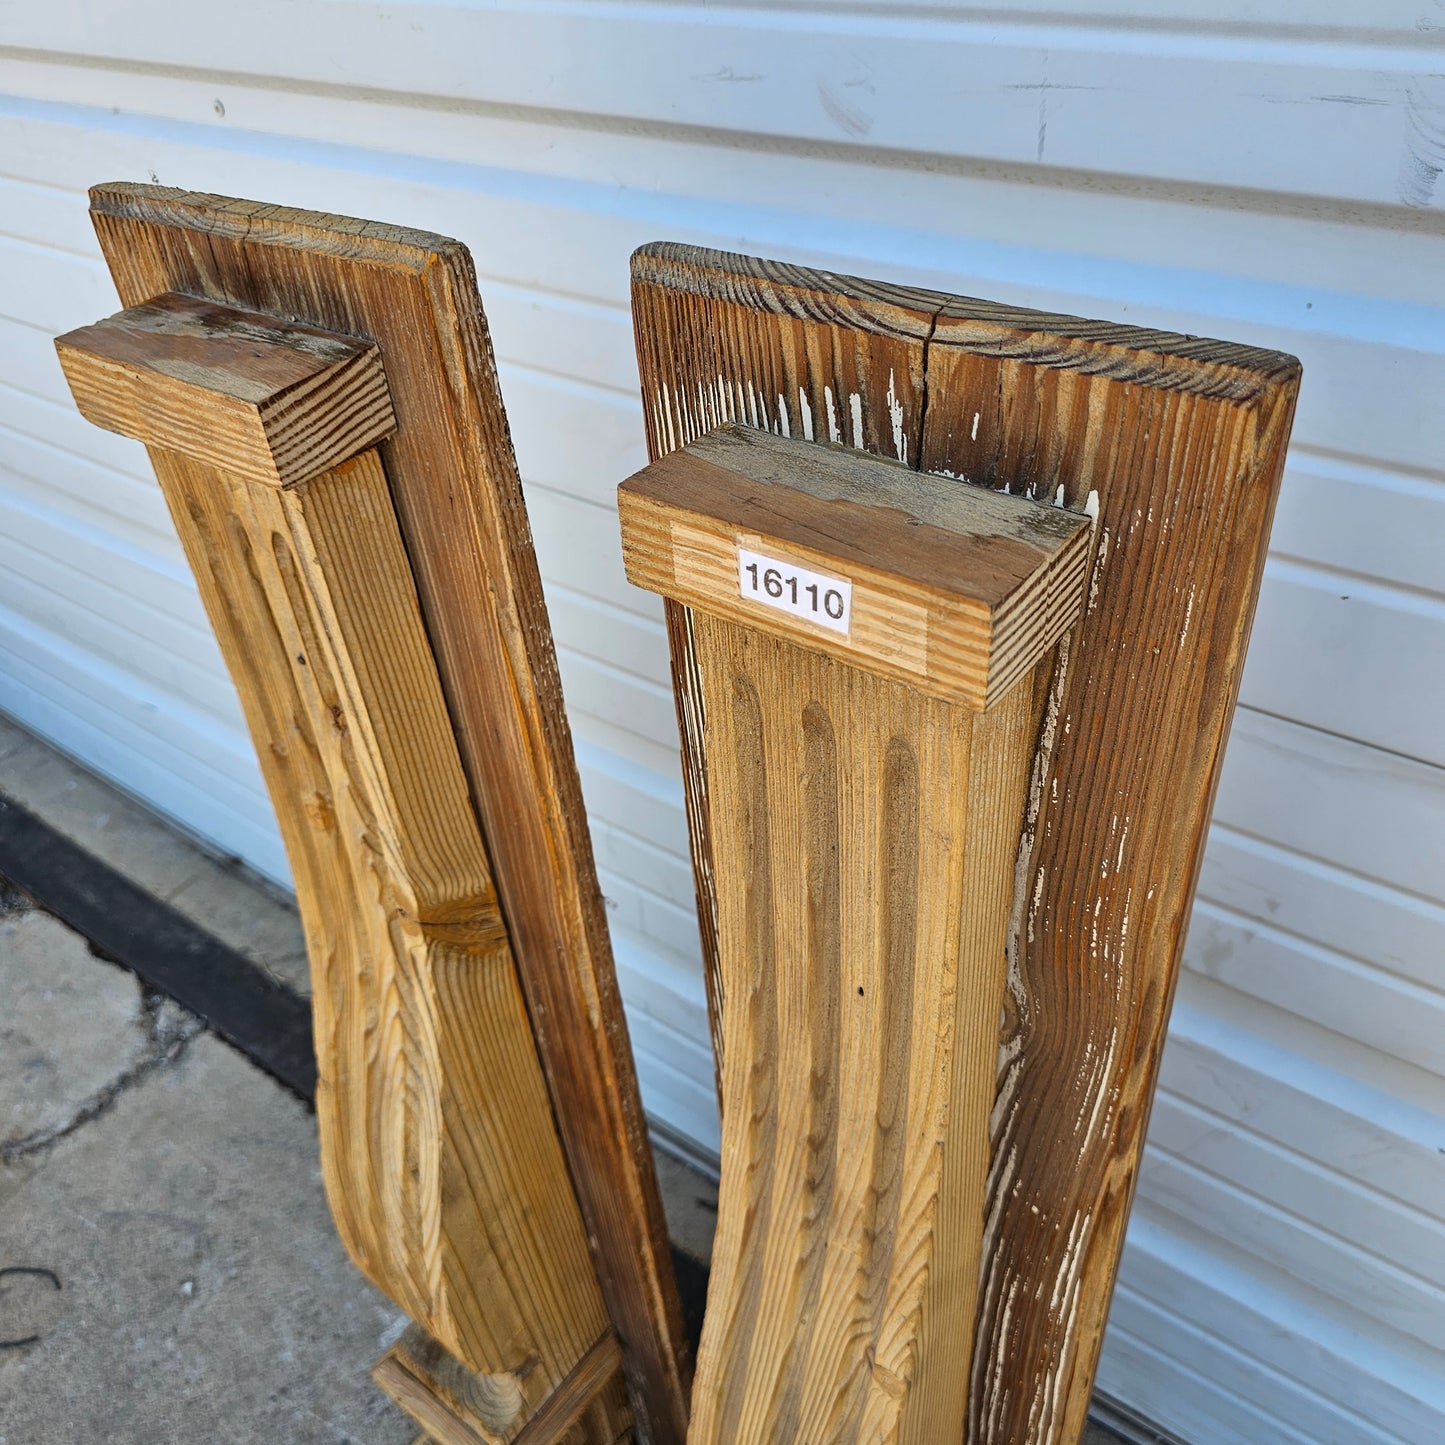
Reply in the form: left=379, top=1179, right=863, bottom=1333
left=776, top=394, right=791, bottom=438
left=824, top=385, right=841, bottom=444
left=1179, top=587, right=1195, bottom=648
left=849, top=390, right=864, bottom=449
left=1054, top=485, right=1065, bottom=507
left=1087, top=528, right=1111, bottom=614
left=886, top=369, right=907, bottom=463
left=656, top=382, right=677, bottom=453
left=12, top=36, right=1444, bottom=1445
left=1043, top=1205, right=1100, bottom=1445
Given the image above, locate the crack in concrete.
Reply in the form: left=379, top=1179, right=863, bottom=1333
left=1, top=984, right=203, bottom=1166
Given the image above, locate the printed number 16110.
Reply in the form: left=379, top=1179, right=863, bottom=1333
left=737, top=547, right=852, bottom=636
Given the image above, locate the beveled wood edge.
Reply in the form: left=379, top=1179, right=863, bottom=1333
left=89, top=181, right=456, bottom=275
left=423, top=244, right=693, bottom=1435
left=628, top=237, right=1304, bottom=1445
left=631, top=242, right=1301, bottom=399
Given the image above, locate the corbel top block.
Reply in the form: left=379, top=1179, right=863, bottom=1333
left=55, top=290, right=396, bottom=489
left=619, top=422, right=1092, bottom=710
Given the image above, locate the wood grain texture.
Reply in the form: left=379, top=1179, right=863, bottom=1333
left=633, top=245, right=936, bottom=1096
left=923, top=297, right=1300, bottom=1445
left=85, top=183, right=690, bottom=1445
left=679, top=620, right=1043, bottom=1443
left=630, top=242, right=1299, bottom=1444
left=619, top=422, right=1090, bottom=708
left=145, top=446, right=609, bottom=1410
left=375, top=1328, right=631, bottom=1445
left=54, top=291, right=395, bottom=487
left=619, top=425, right=1078, bottom=1440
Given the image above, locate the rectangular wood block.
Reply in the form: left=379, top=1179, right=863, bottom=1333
left=620, top=423, right=1091, bottom=709
left=55, top=290, right=396, bottom=487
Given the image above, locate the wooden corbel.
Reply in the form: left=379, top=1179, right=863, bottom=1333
left=56, top=187, right=694, bottom=1445
left=627, top=244, right=1299, bottom=1444
left=619, top=422, right=1091, bottom=1441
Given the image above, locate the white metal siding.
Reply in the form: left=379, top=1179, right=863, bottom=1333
left=1, top=6, right=1441, bottom=1439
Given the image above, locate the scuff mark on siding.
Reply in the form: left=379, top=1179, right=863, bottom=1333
left=1399, top=76, right=1445, bottom=208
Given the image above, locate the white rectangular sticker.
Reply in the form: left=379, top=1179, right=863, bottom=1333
left=737, top=548, right=852, bottom=635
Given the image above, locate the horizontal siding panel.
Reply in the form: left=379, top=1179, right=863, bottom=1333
left=624, top=1017, right=721, bottom=1165
left=502, top=369, right=647, bottom=511
left=0, top=611, right=282, bottom=877
left=574, top=737, right=690, bottom=861
left=1198, top=827, right=1445, bottom=994
left=1111, top=1209, right=1445, bottom=1444
left=4, top=3, right=1442, bottom=210
left=4, top=104, right=1445, bottom=482
left=0, top=373, right=157, bottom=492
left=6, top=93, right=1445, bottom=329
left=590, top=818, right=698, bottom=917
left=0, top=500, right=242, bottom=725
left=597, top=866, right=704, bottom=970
left=482, top=282, right=637, bottom=399
left=18, top=68, right=1445, bottom=333
left=0, top=231, right=110, bottom=335
left=1101, top=1293, right=1395, bottom=1445
left=0, top=425, right=178, bottom=556
left=1184, top=902, right=1445, bottom=1076
left=542, top=585, right=668, bottom=689
left=1, top=312, right=96, bottom=412
left=1138, top=1144, right=1445, bottom=1353
left=0, top=173, right=98, bottom=257
left=1214, top=707, right=1445, bottom=907
left=567, top=705, right=682, bottom=786
left=1243, top=562, right=1445, bottom=768
left=1164, top=978, right=1445, bottom=1220
left=1146, top=1091, right=1445, bottom=1300
left=527, top=486, right=658, bottom=621
left=1273, top=453, right=1445, bottom=599
left=612, top=928, right=721, bottom=1157
left=555, top=647, right=678, bottom=754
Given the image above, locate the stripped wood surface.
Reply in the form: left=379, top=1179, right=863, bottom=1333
left=688, top=623, right=1046, bottom=1443
left=84, top=184, right=691, bottom=1444
left=54, top=290, right=395, bottom=488
left=630, top=242, right=1299, bottom=1444
left=620, top=427, right=1087, bottom=1440
left=146, top=445, right=608, bottom=1415
left=619, top=423, right=1090, bottom=708
left=58, top=280, right=635, bottom=1440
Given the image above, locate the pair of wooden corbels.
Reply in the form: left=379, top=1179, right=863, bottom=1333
left=57, top=186, right=1299, bottom=1445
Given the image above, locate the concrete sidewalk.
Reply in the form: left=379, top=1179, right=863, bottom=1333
left=0, top=884, right=416, bottom=1443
